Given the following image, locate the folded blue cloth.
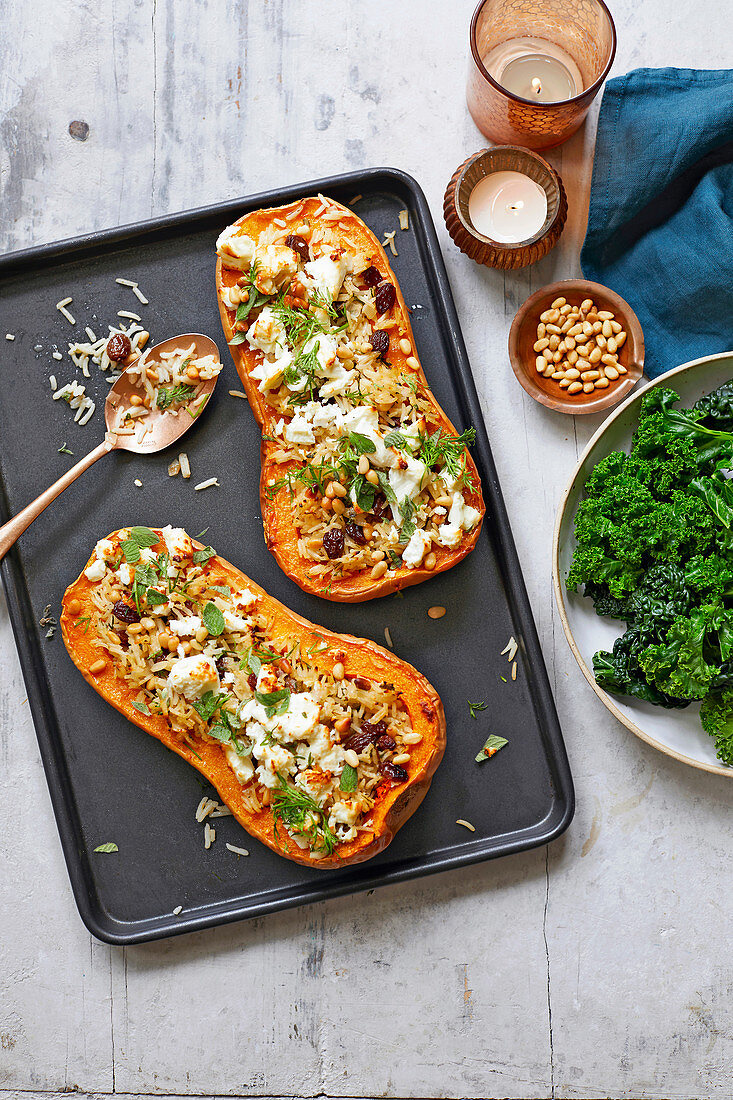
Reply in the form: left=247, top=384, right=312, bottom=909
left=581, top=67, right=733, bottom=378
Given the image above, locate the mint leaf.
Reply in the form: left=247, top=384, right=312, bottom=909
left=121, top=539, right=141, bottom=563
left=202, top=601, right=225, bottom=637
left=475, top=735, right=508, bottom=762
left=377, top=471, right=396, bottom=504
left=146, top=589, right=168, bottom=606
left=93, top=842, right=118, bottom=853
left=130, top=526, right=158, bottom=549
left=340, top=763, right=358, bottom=792
left=131, top=700, right=151, bottom=716
left=383, top=429, right=408, bottom=450
left=254, top=688, right=290, bottom=718
left=193, top=546, right=216, bottom=565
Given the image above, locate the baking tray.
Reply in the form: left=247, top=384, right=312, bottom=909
left=0, top=168, right=573, bottom=944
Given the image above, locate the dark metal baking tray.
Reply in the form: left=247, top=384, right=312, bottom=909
left=0, top=168, right=574, bottom=944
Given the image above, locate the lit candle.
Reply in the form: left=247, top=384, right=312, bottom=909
left=483, top=37, right=583, bottom=103
left=468, top=171, right=548, bottom=244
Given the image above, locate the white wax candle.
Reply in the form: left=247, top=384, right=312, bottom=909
left=483, top=37, right=584, bottom=103
left=468, top=171, right=548, bottom=244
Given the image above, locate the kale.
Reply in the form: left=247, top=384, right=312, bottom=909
left=569, top=377, right=733, bottom=765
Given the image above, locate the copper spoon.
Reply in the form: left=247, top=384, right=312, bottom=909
left=0, top=333, right=221, bottom=562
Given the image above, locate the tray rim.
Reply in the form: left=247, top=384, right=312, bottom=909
left=0, top=165, right=574, bottom=944
left=553, top=350, right=733, bottom=779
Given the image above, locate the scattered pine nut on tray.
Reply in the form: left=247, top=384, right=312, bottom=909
left=534, top=296, right=628, bottom=396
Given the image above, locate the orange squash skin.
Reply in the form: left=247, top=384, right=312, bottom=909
left=60, top=531, right=446, bottom=868
left=215, top=195, right=485, bottom=602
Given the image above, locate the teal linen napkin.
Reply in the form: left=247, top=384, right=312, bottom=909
left=581, top=67, right=733, bottom=378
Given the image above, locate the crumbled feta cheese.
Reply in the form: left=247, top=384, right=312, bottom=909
left=216, top=226, right=256, bottom=270
left=254, top=244, right=298, bottom=295
left=388, top=456, right=428, bottom=520
left=448, top=491, right=481, bottom=532
left=300, top=401, right=344, bottom=432
left=161, top=525, right=192, bottom=560
left=319, top=363, right=356, bottom=399
left=169, top=616, right=203, bottom=637
left=304, top=333, right=339, bottom=374
left=94, top=537, right=117, bottom=562
left=308, top=726, right=345, bottom=774
left=249, top=347, right=293, bottom=392
left=223, top=609, right=251, bottom=633
left=342, top=405, right=379, bottom=436
left=84, top=558, right=106, bottom=582
left=168, top=655, right=220, bottom=701
left=246, top=307, right=288, bottom=359
left=233, top=588, right=257, bottom=611
left=304, top=251, right=348, bottom=301
left=328, top=798, right=360, bottom=827
left=284, top=412, right=316, bottom=445
left=117, top=563, right=134, bottom=587
left=402, top=528, right=432, bottom=568
left=225, top=744, right=254, bottom=784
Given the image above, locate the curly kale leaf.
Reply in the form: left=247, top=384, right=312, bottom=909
left=692, top=382, right=733, bottom=430
left=593, top=629, right=690, bottom=709
left=635, top=387, right=733, bottom=471
left=638, top=605, right=733, bottom=702
left=700, top=693, right=733, bottom=766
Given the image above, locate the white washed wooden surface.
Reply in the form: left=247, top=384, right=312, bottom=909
left=1, top=2, right=731, bottom=1098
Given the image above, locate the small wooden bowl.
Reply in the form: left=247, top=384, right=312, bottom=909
left=443, top=147, right=567, bottom=269
left=508, top=279, right=645, bottom=415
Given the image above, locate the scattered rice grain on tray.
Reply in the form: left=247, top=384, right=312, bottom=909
left=132, top=285, right=148, bottom=304
left=398, top=209, right=409, bottom=230
left=226, top=843, right=250, bottom=857
left=56, top=298, right=75, bottom=324
left=117, top=310, right=141, bottom=322
left=179, top=453, right=191, bottom=479
left=512, top=660, right=517, bottom=681
left=456, top=819, right=476, bottom=832
left=115, top=278, right=137, bottom=287
left=5, top=333, right=15, bottom=341
left=134, top=479, right=143, bottom=488
left=204, top=822, right=215, bottom=849
left=49, top=375, right=57, bottom=390
left=349, top=194, right=362, bottom=205
left=194, top=476, right=219, bottom=491
left=172, top=905, right=183, bottom=916
left=384, top=626, right=393, bottom=648
left=168, top=459, right=181, bottom=478
left=52, top=350, right=63, bottom=360
left=501, top=635, right=518, bottom=662
left=382, top=230, right=398, bottom=256
left=195, top=795, right=217, bottom=822
left=228, top=390, right=248, bottom=400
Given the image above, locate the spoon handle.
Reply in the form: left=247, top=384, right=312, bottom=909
left=0, top=440, right=112, bottom=563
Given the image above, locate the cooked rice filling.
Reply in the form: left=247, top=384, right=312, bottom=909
left=82, top=527, right=416, bottom=854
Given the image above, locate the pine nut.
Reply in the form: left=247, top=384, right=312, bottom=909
left=610, top=320, right=622, bottom=333
left=574, top=333, right=589, bottom=345
left=559, top=379, right=571, bottom=388
left=588, top=347, right=602, bottom=364
left=362, top=525, right=373, bottom=540
left=617, top=364, right=628, bottom=375
left=331, top=498, right=346, bottom=515
left=332, top=661, right=345, bottom=681
left=546, top=323, right=562, bottom=335
left=140, top=617, right=155, bottom=631
left=551, top=296, right=566, bottom=308
left=585, top=312, right=599, bottom=323
left=557, top=340, right=567, bottom=354
left=552, top=350, right=562, bottom=363
left=403, top=731, right=423, bottom=745
left=592, top=321, right=603, bottom=334
left=602, top=320, right=613, bottom=338
left=371, top=560, right=388, bottom=579
left=567, top=349, right=579, bottom=365
left=335, top=716, right=352, bottom=735
left=371, top=549, right=385, bottom=561
left=596, top=334, right=607, bottom=350
left=537, top=322, right=546, bottom=338
left=583, top=382, right=595, bottom=393
left=195, top=626, right=208, bottom=644
left=559, top=303, right=572, bottom=315
left=68, top=598, right=82, bottom=616
left=534, top=339, right=550, bottom=352
left=331, top=482, right=347, bottom=497
left=604, top=365, right=619, bottom=379
left=357, top=454, right=370, bottom=475
left=393, top=753, right=410, bottom=765
left=580, top=298, right=593, bottom=312
left=567, top=381, right=583, bottom=394
left=399, top=338, right=412, bottom=355
left=597, top=310, right=614, bottom=320
left=366, top=469, right=379, bottom=486
left=594, top=377, right=610, bottom=388
left=577, top=345, right=590, bottom=359
left=539, top=309, right=554, bottom=322
left=325, top=482, right=336, bottom=499
left=561, top=318, right=574, bottom=333
left=565, top=336, right=576, bottom=350
left=344, top=749, right=359, bottom=767
left=565, top=368, right=580, bottom=380
left=427, top=605, right=446, bottom=619
left=405, top=356, right=420, bottom=370
left=127, top=622, right=143, bottom=635
left=543, top=364, right=554, bottom=377
left=615, top=331, right=627, bottom=348
left=424, top=552, right=436, bottom=570
left=568, top=324, right=583, bottom=337
left=601, top=353, right=618, bottom=365
left=548, top=335, right=560, bottom=351
left=536, top=356, right=546, bottom=372
left=581, top=370, right=600, bottom=381
left=186, top=365, right=200, bottom=381
left=129, top=394, right=144, bottom=407
left=606, top=337, right=618, bottom=354
left=336, top=346, right=354, bottom=360
left=89, top=658, right=107, bottom=674
left=551, top=371, right=565, bottom=380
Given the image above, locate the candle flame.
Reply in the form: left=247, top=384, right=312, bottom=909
left=507, top=200, right=525, bottom=213
left=532, top=76, right=542, bottom=95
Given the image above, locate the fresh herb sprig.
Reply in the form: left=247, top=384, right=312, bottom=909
left=271, top=776, right=337, bottom=855
left=157, top=383, right=196, bottom=410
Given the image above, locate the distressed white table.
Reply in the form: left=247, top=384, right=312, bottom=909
left=1, top=3, right=731, bottom=1098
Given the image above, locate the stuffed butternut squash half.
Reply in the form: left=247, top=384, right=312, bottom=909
left=215, top=194, right=485, bottom=601
left=61, top=526, right=446, bottom=867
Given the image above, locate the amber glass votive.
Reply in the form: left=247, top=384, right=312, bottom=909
left=466, top=0, right=616, bottom=150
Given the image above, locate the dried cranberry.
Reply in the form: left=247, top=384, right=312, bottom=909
left=369, top=330, right=390, bottom=357
left=344, top=731, right=376, bottom=754
left=285, top=234, right=310, bottom=262
left=361, top=718, right=387, bottom=739
left=322, top=527, right=345, bottom=560
left=374, top=281, right=396, bottom=315
left=113, top=600, right=140, bottom=624
left=361, top=265, right=382, bottom=288
left=344, top=519, right=366, bottom=545
left=247, top=673, right=257, bottom=691
left=106, top=333, right=132, bottom=362
left=371, top=496, right=387, bottom=519
left=380, top=761, right=408, bottom=783
left=375, top=733, right=396, bottom=752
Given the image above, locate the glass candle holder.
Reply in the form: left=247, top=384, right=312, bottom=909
left=466, top=0, right=616, bottom=150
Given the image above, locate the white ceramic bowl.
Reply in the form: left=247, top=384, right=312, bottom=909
left=553, top=351, right=733, bottom=778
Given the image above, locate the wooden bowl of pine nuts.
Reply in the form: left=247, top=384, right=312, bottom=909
left=508, top=280, right=645, bottom=414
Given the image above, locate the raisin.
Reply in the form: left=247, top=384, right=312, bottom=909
left=374, top=281, right=396, bottom=315
left=344, top=519, right=366, bottom=545
left=215, top=655, right=228, bottom=677
left=361, top=718, right=387, bottom=739
left=370, top=330, right=390, bottom=357
left=371, top=495, right=387, bottom=519
left=247, top=673, right=257, bottom=691
left=323, top=527, right=345, bottom=559
left=344, top=731, right=376, bottom=754
left=361, top=265, right=382, bottom=287
left=285, top=234, right=310, bottom=262
left=112, top=600, right=140, bottom=624
left=375, top=733, right=396, bottom=752
left=106, top=333, right=132, bottom=362
left=380, top=761, right=408, bottom=783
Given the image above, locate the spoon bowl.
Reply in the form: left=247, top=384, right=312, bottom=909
left=105, top=332, right=221, bottom=452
